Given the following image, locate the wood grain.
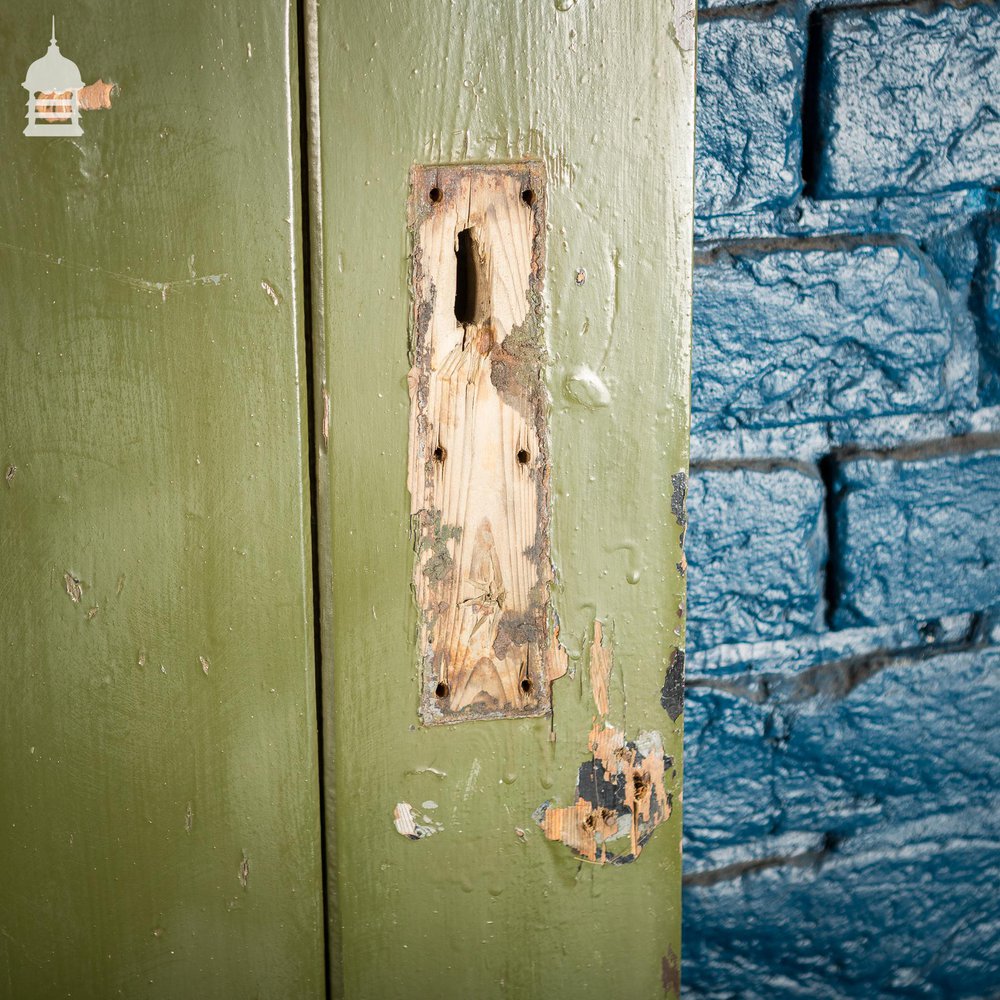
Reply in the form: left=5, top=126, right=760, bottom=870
left=408, top=163, right=565, bottom=724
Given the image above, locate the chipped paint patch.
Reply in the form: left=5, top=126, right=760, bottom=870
left=64, top=572, right=82, bottom=604
left=261, top=279, right=281, bottom=307
left=589, top=620, right=613, bottom=718
left=5, top=464, right=15, bottom=486
left=199, top=655, right=210, bottom=675
left=238, top=851, right=250, bottom=889
left=393, top=801, right=443, bottom=840
left=660, top=647, right=685, bottom=722
left=536, top=620, right=672, bottom=863
left=535, top=722, right=672, bottom=864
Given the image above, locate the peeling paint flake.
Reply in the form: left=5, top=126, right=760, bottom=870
left=536, top=621, right=673, bottom=863
left=63, top=572, right=82, bottom=604
left=536, top=722, right=672, bottom=864
left=393, top=801, right=442, bottom=840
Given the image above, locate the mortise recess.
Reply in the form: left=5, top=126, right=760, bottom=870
left=407, top=162, right=565, bottom=724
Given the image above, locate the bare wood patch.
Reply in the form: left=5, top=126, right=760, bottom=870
left=392, top=801, right=442, bottom=840
left=589, top=620, right=613, bottom=718
left=535, top=622, right=673, bottom=864
left=407, top=162, right=561, bottom=724
left=536, top=722, right=672, bottom=864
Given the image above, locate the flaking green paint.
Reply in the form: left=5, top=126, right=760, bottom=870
left=310, top=2, right=694, bottom=997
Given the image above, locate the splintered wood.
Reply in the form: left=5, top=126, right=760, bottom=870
left=407, top=162, right=565, bottom=724
left=535, top=623, right=672, bottom=864
left=537, top=722, right=671, bottom=865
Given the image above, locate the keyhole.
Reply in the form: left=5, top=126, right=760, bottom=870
left=455, top=228, right=479, bottom=325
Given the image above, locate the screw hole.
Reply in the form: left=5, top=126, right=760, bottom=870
left=517, top=448, right=530, bottom=465
left=433, top=445, right=446, bottom=462
left=520, top=677, right=532, bottom=694
left=435, top=681, right=450, bottom=698
left=429, top=187, right=442, bottom=203
left=632, top=774, right=648, bottom=799
left=521, top=188, right=535, bottom=206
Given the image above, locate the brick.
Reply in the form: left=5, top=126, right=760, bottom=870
left=695, top=9, right=805, bottom=217
left=817, top=3, right=1000, bottom=198
left=832, top=449, right=1000, bottom=628
left=684, top=648, right=1000, bottom=997
left=686, top=467, right=826, bottom=650
left=692, top=243, right=978, bottom=435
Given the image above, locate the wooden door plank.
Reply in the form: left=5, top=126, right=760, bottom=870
left=309, top=2, right=695, bottom=996
left=0, top=5, right=326, bottom=997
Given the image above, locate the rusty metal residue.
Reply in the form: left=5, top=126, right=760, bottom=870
left=661, top=946, right=681, bottom=997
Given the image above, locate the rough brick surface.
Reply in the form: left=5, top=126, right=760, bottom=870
left=684, top=649, right=1000, bottom=998
left=692, top=244, right=978, bottom=434
left=817, top=3, right=1000, bottom=198
left=686, top=3, right=1000, bottom=996
left=695, top=10, right=804, bottom=217
left=686, top=467, right=826, bottom=650
left=832, top=449, right=1000, bottom=628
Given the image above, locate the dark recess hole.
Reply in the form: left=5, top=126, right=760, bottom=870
left=517, top=448, right=530, bottom=465
left=521, top=188, right=535, bottom=206
left=801, top=12, right=825, bottom=197
left=520, top=677, right=532, bottom=694
left=435, top=681, right=450, bottom=698
left=433, top=445, right=446, bottom=462
left=818, top=454, right=841, bottom=628
left=429, top=186, right=442, bottom=203
left=454, top=228, right=478, bottom=325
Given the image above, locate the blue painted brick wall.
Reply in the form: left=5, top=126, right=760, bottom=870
left=685, top=466, right=826, bottom=650
left=695, top=8, right=805, bottom=216
left=686, top=1, right=1000, bottom=996
left=692, top=243, right=977, bottom=435
left=817, top=4, right=1000, bottom=198
left=832, top=449, right=1000, bottom=628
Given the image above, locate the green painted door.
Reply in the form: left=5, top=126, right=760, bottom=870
left=310, top=3, right=694, bottom=997
left=2, top=3, right=693, bottom=997
left=1, top=4, right=325, bottom=997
